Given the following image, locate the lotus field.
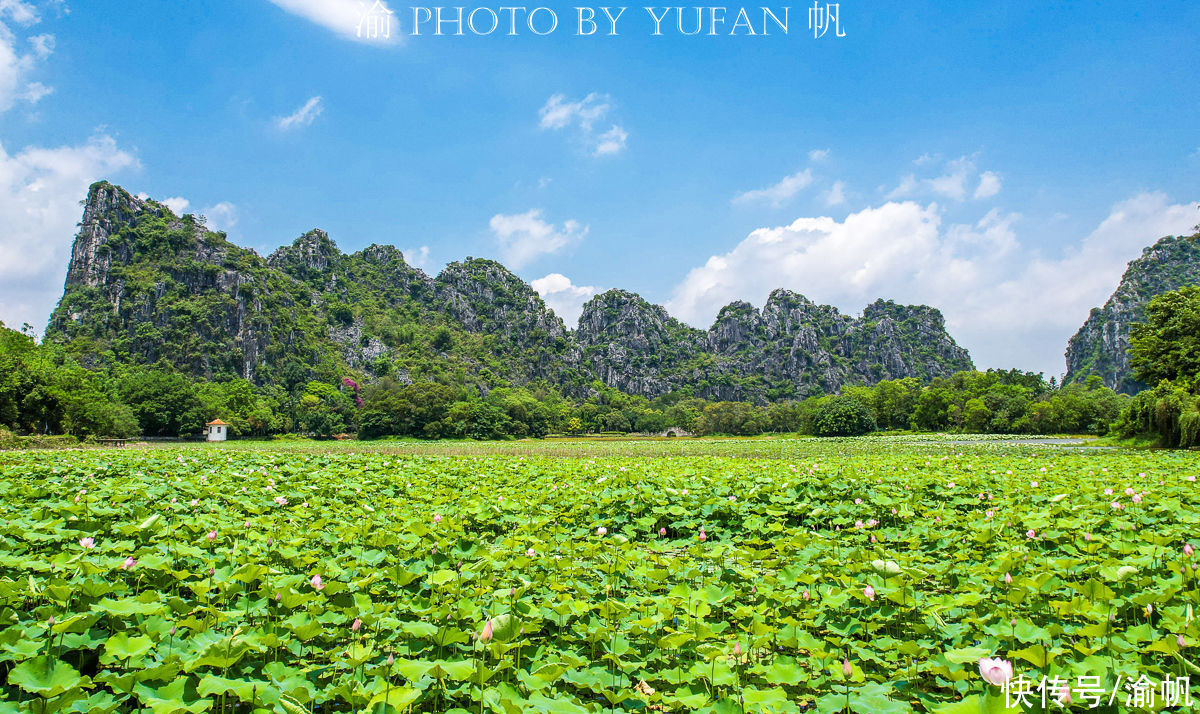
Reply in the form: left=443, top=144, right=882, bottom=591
left=2, top=438, right=1200, bottom=713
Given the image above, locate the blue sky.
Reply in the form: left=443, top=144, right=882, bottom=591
left=0, top=0, right=1197, bottom=378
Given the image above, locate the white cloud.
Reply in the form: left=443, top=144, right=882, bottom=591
left=538, top=93, right=628, bottom=157
left=539, top=92, right=610, bottom=130
left=974, top=171, right=1002, bottom=200
left=275, top=95, right=323, bottom=131
left=403, top=245, right=430, bottom=270
left=265, top=0, right=399, bottom=43
left=531, top=272, right=597, bottom=327
left=489, top=209, right=587, bottom=270
left=889, top=156, right=995, bottom=202
left=0, top=133, right=139, bottom=332
left=822, top=180, right=847, bottom=207
left=594, top=125, right=628, bottom=157
left=0, top=4, right=54, bottom=113
left=733, top=169, right=814, bottom=208
left=808, top=148, right=830, bottom=162
left=202, top=201, right=238, bottom=233
left=667, top=192, right=1197, bottom=377
left=160, top=196, right=190, bottom=215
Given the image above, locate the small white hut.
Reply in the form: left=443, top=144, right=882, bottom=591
left=205, top=419, right=229, bottom=442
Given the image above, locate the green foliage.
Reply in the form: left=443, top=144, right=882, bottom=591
left=1, top=439, right=1196, bottom=710
left=812, top=395, right=876, bottom=436
left=1130, top=285, right=1200, bottom=388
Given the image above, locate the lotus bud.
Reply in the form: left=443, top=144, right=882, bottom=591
left=1178, top=635, right=1187, bottom=649
left=1004, top=572, right=1012, bottom=585
left=352, top=618, right=362, bottom=632
left=122, top=556, right=136, bottom=570
left=207, top=530, right=217, bottom=542
left=433, top=514, right=442, bottom=524
left=659, top=527, right=666, bottom=536
left=732, top=642, right=742, bottom=656
left=842, top=659, right=852, bottom=677
left=387, top=652, right=395, bottom=665
left=1058, top=684, right=1072, bottom=705
left=864, top=585, right=876, bottom=601
left=1186, top=543, right=1195, bottom=557
left=480, top=619, right=494, bottom=643
left=310, top=574, right=324, bottom=590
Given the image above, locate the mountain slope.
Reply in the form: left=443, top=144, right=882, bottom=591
left=48, top=182, right=974, bottom=400
left=1065, top=233, right=1200, bottom=393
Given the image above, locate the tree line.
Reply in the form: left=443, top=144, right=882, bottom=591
left=2, top=319, right=1136, bottom=443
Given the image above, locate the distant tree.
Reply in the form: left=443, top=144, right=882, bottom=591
left=812, top=396, right=876, bottom=437
left=119, top=364, right=204, bottom=437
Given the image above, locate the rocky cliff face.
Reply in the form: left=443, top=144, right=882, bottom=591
left=49, top=181, right=975, bottom=399
left=1065, top=233, right=1200, bottom=393
left=575, top=288, right=972, bottom=402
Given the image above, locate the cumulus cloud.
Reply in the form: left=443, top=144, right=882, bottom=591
left=266, top=0, right=399, bottom=43
left=808, top=148, right=830, bottom=162
left=160, top=196, right=190, bottom=215
left=531, top=272, right=598, bottom=327
left=275, top=95, right=323, bottom=130
left=0, top=1, right=55, bottom=113
left=489, top=209, right=587, bottom=269
left=403, top=245, right=431, bottom=270
left=889, top=156, right=1000, bottom=202
left=974, top=171, right=1002, bottom=200
left=667, top=193, right=1197, bottom=377
left=0, top=134, right=139, bottom=332
left=202, top=201, right=239, bottom=233
left=733, top=169, right=814, bottom=208
left=538, top=93, right=628, bottom=157
left=821, top=180, right=847, bottom=207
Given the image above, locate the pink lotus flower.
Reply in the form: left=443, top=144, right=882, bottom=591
left=1132, top=493, right=1142, bottom=503
left=207, top=530, right=217, bottom=542
left=728, top=495, right=736, bottom=502
left=387, top=652, right=395, bottom=665
left=1189, top=475, right=1197, bottom=482
left=526, top=548, right=536, bottom=557
left=1104, top=488, right=1113, bottom=495
left=351, top=618, right=362, bottom=632
left=1178, top=635, right=1187, bottom=649
left=864, top=585, right=875, bottom=601
left=842, top=659, right=852, bottom=677
left=79, top=537, right=95, bottom=550
left=986, top=510, right=995, bottom=519
left=1030, top=481, right=1038, bottom=488
left=190, top=499, right=199, bottom=507
left=947, top=482, right=955, bottom=489
left=433, top=514, right=442, bottom=524
left=698, top=529, right=707, bottom=542
left=1057, top=684, right=1072, bottom=705
left=274, top=496, right=287, bottom=506
left=1111, top=501, right=1123, bottom=510
left=803, top=588, right=810, bottom=601
left=1125, top=487, right=1135, bottom=496
left=978, top=657, right=1013, bottom=686
left=1185, top=543, right=1194, bottom=557
left=732, top=642, right=742, bottom=656
left=854, top=498, right=862, bottom=505
left=479, top=619, right=494, bottom=643
left=1026, top=529, right=1036, bottom=539
left=310, top=574, right=324, bottom=590
left=1004, top=572, right=1012, bottom=585
left=659, top=527, right=666, bottom=536
left=855, top=520, right=864, bottom=528
left=122, top=556, right=136, bottom=570
left=596, top=526, right=607, bottom=536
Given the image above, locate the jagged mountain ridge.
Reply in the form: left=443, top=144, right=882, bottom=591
left=1065, top=233, right=1200, bottom=394
left=48, top=182, right=973, bottom=401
